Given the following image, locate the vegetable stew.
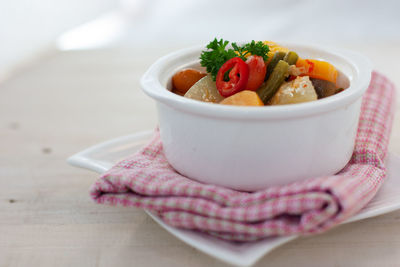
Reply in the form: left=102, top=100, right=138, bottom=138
left=170, top=39, right=347, bottom=106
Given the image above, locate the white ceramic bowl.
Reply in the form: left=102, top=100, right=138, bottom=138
left=140, top=43, right=372, bottom=191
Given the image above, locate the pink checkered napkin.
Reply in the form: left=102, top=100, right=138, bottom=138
left=90, top=71, right=396, bottom=241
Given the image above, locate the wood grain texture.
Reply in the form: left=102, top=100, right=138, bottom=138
left=1, top=43, right=400, bottom=267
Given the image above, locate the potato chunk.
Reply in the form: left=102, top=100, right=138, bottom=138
left=270, top=76, right=317, bottom=105
left=184, top=75, right=224, bottom=103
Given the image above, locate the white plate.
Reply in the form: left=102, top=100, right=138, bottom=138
left=68, top=131, right=400, bottom=267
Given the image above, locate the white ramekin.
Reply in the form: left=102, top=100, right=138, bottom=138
left=140, top=43, right=372, bottom=191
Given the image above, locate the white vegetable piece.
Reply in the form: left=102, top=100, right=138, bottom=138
left=270, top=76, right=317, bottom=105
left=184, top=75, right=224, bottom=103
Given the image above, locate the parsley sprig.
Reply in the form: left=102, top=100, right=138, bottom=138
left=199, top=39, right=237, bottom=81
left=233, top=40, right=270, bottom=61
left=200, top=38, right=269, bottom=80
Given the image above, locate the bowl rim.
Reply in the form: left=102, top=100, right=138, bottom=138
left=140, top=42, right=372, bottom=119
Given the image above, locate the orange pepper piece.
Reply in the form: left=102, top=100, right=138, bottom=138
left=296, top=58, right=338, bottom=85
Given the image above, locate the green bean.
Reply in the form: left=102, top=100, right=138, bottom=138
left=265, top=51, right=286, bottom=81
left=257, top=60, right=289, bottom=104
left=283, top=51, right=299, bottom=65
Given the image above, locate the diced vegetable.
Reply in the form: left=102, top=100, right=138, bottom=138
left=245, top=55, right=266, bottom=91
left=265, top=51, right=286, bottom=81
left=216, top=57, right=249, bottom=97
left=220, top=90, right=263, bottom=106
left=171, top=88, right=185, bottom=96
left=310, top=78, right=340, bottom=99
left=283, top=51, right=299, bottom=65
left=257, top=60, right=289, bottom=104
left=172, top=69, right=207, bottom=95
left=288, top=65, right=302, bottom=76
left=296, top=58, right=338, bottom=84
left=270, top=76, right=318, bottom=105
left=184, top=75, right=225, bottom=103
left=262, top=41, right=289, bottom=64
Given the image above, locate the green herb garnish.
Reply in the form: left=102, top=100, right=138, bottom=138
left=200, top=38, right=270, bottom=80
left=199, top=39, right=237, bottom=81
left=234, top=40, right=270, bottom=62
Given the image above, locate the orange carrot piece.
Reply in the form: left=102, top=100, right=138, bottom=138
left=220, top=90, right=264, bottom=106
left=172, top=69, right=207, bottom=95
left=296, top=59, right=338, bottom=85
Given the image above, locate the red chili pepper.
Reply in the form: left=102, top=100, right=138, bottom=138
left=245, top=55, right=266, bottom=91
left=216, top=57, right=249, bottom=97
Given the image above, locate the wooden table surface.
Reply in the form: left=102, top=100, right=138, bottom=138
left=1, top=43, right=400, bottom=267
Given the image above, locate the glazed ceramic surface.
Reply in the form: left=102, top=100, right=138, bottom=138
left=141, top=43, right=372, bottom=190
left=68, top=132, right=400, bottom=267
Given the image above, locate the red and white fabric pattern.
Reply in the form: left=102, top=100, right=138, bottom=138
left=90, top=71, right=396, bottom=241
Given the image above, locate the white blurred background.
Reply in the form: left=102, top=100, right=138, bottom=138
left=1, top=0, right=400, bottom=79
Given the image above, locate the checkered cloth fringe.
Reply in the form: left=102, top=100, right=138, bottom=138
left=90, top=71, right=396, bottom=241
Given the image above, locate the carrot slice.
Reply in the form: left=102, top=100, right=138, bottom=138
left=296, top=58, right=338, bottom=84
left=220, top=90, right=264, bottom=106
left=172, top=69, right=207, bottom=95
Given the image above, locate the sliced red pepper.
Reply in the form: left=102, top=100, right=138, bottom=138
left=245, top=55, right=266, bottom=91
left=216, top=57, right=249, bottom=97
